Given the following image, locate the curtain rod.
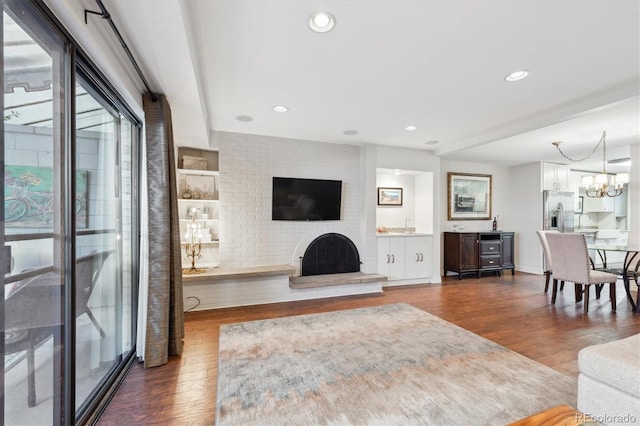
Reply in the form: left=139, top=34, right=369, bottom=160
left=85, top=0, right=158, bottom=102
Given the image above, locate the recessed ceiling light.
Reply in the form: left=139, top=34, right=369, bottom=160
left=504, top=70, right=530, bottom=82
left=235, top=115, right=253, bottom=122
left=343, top=130, right=358, bottom=136
left=273, top=105, right=288, bottom=113
left=309, top=11, right=335, bottom=33
left=425, top=140, right=439, bottom=145
left=404, top=125, right=418, bottom=131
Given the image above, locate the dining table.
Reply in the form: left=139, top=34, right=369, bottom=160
left=588, top=243, right=640, bottom=314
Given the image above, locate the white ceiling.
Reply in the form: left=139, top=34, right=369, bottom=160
left=102, top=0, right=639, bottom=172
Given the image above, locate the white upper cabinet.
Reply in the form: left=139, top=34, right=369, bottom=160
left=543, top=162, right=571, bottom=191
left=583, top=194, right=614, bottom=213
left=614, top=186, right=627, bottom=217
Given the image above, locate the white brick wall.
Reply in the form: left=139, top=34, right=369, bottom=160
left=218, top=132, right=372, bottom=273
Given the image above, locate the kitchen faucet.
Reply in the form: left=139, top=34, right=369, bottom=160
left=577, top=213, right=591, bottom=229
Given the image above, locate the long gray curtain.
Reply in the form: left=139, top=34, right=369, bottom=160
left=142, top=92, right=184, bottom=367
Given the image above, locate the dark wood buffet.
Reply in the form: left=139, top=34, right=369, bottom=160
left=443, top=231, right=515, bottom=279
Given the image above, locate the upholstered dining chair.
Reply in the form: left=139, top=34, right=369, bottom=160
left=545, top=232, right=618, bottom=313
left=536, top=230, right=562, bottom=293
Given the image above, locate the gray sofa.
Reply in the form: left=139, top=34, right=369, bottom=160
left=577, top=333, right=640, bottom=425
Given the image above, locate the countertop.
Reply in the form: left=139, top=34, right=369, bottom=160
left=376, top=232, right=432, bottom=237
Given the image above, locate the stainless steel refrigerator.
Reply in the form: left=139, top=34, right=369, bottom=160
left=543, top=190, right=575, bottom=232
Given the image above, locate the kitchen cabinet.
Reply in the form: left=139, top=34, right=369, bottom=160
left=443, top=232, right=515, bottom=279
left=377, top=237, right=405, bottom=280
left=377, top=235, right=432, bottom=284
left=583, top=195, right=614, bottom=213
left=614, top=188, right=627, bottom=217
left=404, top=236, right=433, bottom=279
left=543, top=162, right=571, bottom=191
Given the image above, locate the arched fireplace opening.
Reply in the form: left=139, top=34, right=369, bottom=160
left=300, top=233, right=360, bottom=276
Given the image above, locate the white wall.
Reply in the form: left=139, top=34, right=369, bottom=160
left=375, top=171, right=434, bottom=234
left=439, top=159, right=540, bottom=276
left=218, top=132, right=369, bottom=273
left=440, top=160, right=511, bottom=232
left=628, top=143, right=640, bottom=250
left=415, top=173, right=434, bottom=234
left=376, top=173, right=416, bottom=229
left=509, top=162, right=544, bottom=274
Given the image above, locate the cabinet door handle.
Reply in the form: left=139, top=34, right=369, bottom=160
left=416, top=253, right=420, bottom=262
left=386, top=254, right=390, bottom=264
left=391, top=254, right=395, bottom=263
left=488, top=260, right=494, bottom=264
left=420, top=253, right=423, bottom=262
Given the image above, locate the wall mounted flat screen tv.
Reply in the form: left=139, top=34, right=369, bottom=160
left=272, top=177, right=342, bottom=221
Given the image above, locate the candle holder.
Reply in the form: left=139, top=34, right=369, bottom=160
left=183, top=207, right=206, bottom=274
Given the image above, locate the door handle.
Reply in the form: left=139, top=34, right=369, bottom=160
left=391, top=254, right=395, bottom=263
left=1, top=245, right=12, bottom=274
left=386, top=254, right=390, bottom=264
left=419, top=253, right=423, bottom=262
left=416, top=253, right=420, bottom=262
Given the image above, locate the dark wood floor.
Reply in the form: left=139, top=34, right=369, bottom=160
left=97, top=272, right=640, bottom=425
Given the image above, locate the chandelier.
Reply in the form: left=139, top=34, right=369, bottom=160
left=552, top=131, right=628, bottom=198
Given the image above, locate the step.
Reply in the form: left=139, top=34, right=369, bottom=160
left=289, top=272, right=388, bottom=289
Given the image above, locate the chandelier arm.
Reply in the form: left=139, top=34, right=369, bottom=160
left=552, top=132, right=605, bottom=163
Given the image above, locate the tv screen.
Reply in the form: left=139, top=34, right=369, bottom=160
left=272, top=177, right=342, bottom=221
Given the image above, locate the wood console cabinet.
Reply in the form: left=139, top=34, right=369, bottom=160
left=443, top=232, right=515, bottom=279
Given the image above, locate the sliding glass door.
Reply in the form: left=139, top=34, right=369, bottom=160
left=2, top=5, right=68, bottom=424
left=73, top=78, right=139, bottom=416
left=2, top=1, right=140, bottom=423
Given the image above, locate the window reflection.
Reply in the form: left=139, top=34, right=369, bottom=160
left=3, top=9, right=62, bottom=425
left=3, top=5, right=139, bottom=424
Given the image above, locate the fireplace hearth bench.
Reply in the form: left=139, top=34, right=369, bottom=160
left=182, top=265, right=386, bottom=311
left=289, top=271, right=387, bottom=289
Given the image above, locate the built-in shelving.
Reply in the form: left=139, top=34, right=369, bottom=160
left=176, top=148, right=220, bottom=270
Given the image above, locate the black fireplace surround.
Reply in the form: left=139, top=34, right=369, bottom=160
left=301, top=233, right=360, bottom=276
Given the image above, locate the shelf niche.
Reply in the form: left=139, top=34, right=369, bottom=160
left=177, top=146, right=219, bottom=172
left=176, top=147, right=220, bottom=271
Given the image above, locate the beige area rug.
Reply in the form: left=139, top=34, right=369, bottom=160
left=216, top=304, right=576, bottom=425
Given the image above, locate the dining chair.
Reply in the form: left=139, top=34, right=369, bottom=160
left=75, top=249, right=114, bottom=338
left=545, top=233, right=618, bottom=313
left=3, top=249, right=113, bottom=407
left=4, top=276, right=60, bottom=407
left=605, top=251, right=640, bottom=307
left=536, top=230, right=563, bottom=293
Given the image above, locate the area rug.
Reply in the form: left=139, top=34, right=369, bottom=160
left=216, top=303, right=576, bottom=425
